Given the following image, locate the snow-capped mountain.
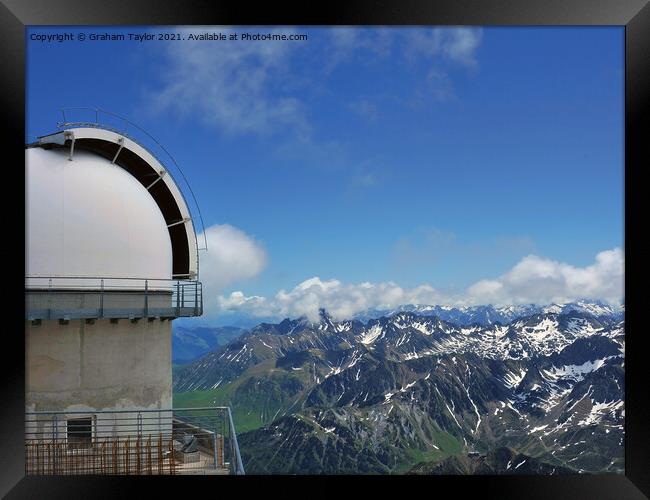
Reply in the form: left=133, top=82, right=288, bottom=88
left=173, top=302, right=624, bottom=475
left=354, top=300, right=624, bottom=326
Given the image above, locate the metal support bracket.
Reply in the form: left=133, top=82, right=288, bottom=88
left=64, top=131, right=75, bottom=161
left=111, top=137, right=125, bottom=164
left=167, top=217, right=191, bottom=228
left=146, top=170, right=167, bottom=190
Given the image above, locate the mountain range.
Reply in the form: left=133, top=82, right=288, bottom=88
left=173, top=301, right=624, bottom=474
left=353, top=300, right=624, bottom=325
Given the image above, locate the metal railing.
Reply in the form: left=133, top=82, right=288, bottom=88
left=25, top=407, right=245, bottom=475
left=25, top=276, right=202, bottom=320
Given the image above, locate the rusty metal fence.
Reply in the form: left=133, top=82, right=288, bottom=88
left=26, top=434, right=179, bottom=475
left=25, top=407, right=244, bottom=475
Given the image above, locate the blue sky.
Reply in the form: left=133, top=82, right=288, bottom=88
left=26, top=26, right=624, bottom=323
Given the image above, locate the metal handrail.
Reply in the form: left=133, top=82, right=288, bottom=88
left=25, top=275, right=203, bottom=320
left=26, top=406, right=232, bottom=415
left=26, top=275, right=197, bottom=282
left=25, top=276, right=197, bottom=292
left=227, top=407, right=245, bottom=475
left=54, top=107, right=209, bottom=281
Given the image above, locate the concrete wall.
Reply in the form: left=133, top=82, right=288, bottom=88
left=25, top=317, right=172, bottom=413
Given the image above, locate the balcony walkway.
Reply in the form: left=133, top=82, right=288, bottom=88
left=26, top=276, right=203, bottom=321
left=25, top=407, right=244, bottom=475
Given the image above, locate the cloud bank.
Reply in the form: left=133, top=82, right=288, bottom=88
left=466, top=248, right=624, bottom=306
left=215, top=248, right=624, bottom=322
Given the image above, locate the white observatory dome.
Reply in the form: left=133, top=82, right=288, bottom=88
left=25, top=147, right=173, bottom=285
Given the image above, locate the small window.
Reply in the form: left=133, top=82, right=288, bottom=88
left=67, top=417, right=93, bottom=449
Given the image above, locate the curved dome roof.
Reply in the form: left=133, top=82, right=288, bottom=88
left=26, top=147, right=173, bottom=283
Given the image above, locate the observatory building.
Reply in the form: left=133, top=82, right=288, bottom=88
left=24, top=112, right=244, bottom=475
left=25, top=125, right=200, bottom=414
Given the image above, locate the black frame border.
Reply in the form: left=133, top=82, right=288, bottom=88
left=1, top=0, right=648, bottom=497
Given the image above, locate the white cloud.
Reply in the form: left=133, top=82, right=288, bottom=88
left=404, top=27, right=483, bottom=68
left=215, top=248, right=624, bottom=321
left=325, top=27, right=394, bottom=70
left=148, top=27, right=308, bottom=137
left=198, top=224, right=267, bottom=307
left=328, top=27, right=483, bottom=69
left=440, top=27, right=483, bottom=67
left=146, top=27, right=483, bottom=138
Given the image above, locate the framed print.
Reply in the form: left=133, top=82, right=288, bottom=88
left=2, top=0, right=648, bottom=497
